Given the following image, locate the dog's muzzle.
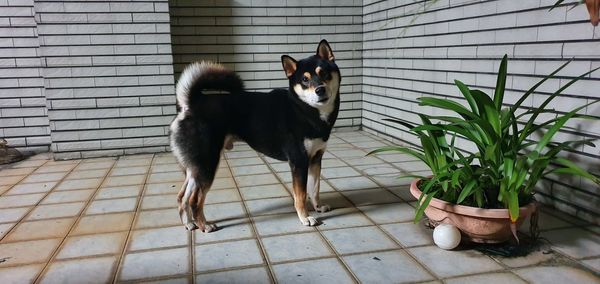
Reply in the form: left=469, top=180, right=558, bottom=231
left=315, top=86, right=328, bottom=102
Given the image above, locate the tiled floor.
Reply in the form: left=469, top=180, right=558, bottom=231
left=0, top=131, right=599, bottom=283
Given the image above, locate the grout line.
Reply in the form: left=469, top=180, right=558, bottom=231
left=110, top=154, right=158, bottom=284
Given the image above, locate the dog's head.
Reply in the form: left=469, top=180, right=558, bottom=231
left=281, top=40, right=341, bottom=112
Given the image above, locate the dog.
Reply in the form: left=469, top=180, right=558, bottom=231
left=170, top=40, right=341, bottom=232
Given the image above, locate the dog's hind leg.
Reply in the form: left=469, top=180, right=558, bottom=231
left=307, top=151, right=330, bottom=213
left=178, top=169, right=198, bottom=231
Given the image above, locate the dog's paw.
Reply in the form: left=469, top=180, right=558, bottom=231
left=201, top=222, right=217, bottom=233
left=184, top=222, right=198, bottom=231
left=300, top=216, right=319, bottom=226
left=315, top=204, right=331, bottom=213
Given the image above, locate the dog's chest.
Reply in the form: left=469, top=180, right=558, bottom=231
left=303, top=138, right=327, bottom=158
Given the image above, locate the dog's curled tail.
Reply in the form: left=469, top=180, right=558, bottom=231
left=176, top=61, right=244, bottom=111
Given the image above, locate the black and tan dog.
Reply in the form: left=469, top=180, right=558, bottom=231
left=170, top=40, right=341, bottom=231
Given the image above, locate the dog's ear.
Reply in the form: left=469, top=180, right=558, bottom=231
left=281, top=55, right=297, bottom=78
left=316, top=39, right=335, bottom=61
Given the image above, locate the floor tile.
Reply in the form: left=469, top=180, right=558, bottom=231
left=195, top=239, right=264, bottom=272
left=341, top=188, right=403, bottom=206
left=129, top=226, right=188, bottom=251
left=0, top=239, right=60, bottom=267
left=75, top=161, right=114, bottom=171
left=65, top=169, right=109, bottom=179
left=408, top=246, right=503, bottom=278
left=21, top=172, right=67, bottom=184
left=239, top=184, right=289, bottom=200
left=358, top=203, right=414, bottom=224
left=196, top=267, right=270, bottom=284
left=245, top=197, right=296, bottom=216
left=0, top=185, right=9, bottom=195
left=3, top=218, right=75, bottom=242
left=253, top=213, right=316, bottom=236
left=34, top=164, right=75, bottom=174
left=231, top=164, right=271, bottom=176
left=40, top=257, right=116, bottom=284
left=148, top=172, right=184, bottom=183
left=0, top=167, right=35, bottom=177
left=114, top=159, right=151, bottom=168
left=268, top=162, right=288, bottom=172
left=0, top=223, right=15, bottom=239
left=205, top=188, right=241, bottom=204
left=12, top=159, right=46, bottom=168
left=263, top=232, right=333, bottom=262
left=541, top=227, right=600, bottom=259
left=86, top=197, right=137, bottom=215
left=195, top=218, right=253, bottom=244
left=27, top=202, right=85, bottom=220
left=144, top=277, right=191, bottom=284
left=120, top=247, right=190, bottom=281
left=203, top=202, right=247, bottom=222
left=321, top=159, right=346, bottom=168
left=492, top=249, right=556, bottom=268
left=96, top=185, right=142, bottom=199
left=227, top=157, right=265, bottom=167
left=323, top=226, right=398, bottom=254
left=151, top=163, right=182, bottom=173
left=0, top=175, right=25, bottom=186
left=73, top=212, right=134, bottom=235
left=135, top=208, right=181, bottom=229
left=343, top=156, right=384, bottom=166
left=0, top=264, right=43, bottom=284
left=109, top=166, right=149, bottom=176
left=445, top=272, right=526, bottom=284
left=211, top=178, right=236, bottom=190
left=55, top=178, right=103, bottom=191
left=225, top=150, right=258, bottom=159
left=141, top=195, right=177, bottom=210
left=41, top=189, right=94, bottom=204
left=519, top=210, right=574, bottom=233
left=389, top=185, right=417, bottom=201
left=0, top=193, right=45, bottom=208
left=103, top=175, right=146, bottom=187
left=381, top=222, right=434, bottom=247
left=581, top=258, right=600, bottom=273
left=273, top=258, right=354, bottom=283
left=318, top=192, right=354, bottom=209
left=0, top=207, right=30, bottom=223
left=57, top=232, right=127, bottom=259
left=145, top=182, right=181, bottom=195
left=317, top=208, right=373, bottom=230
left=343, top=250, right=434, bottom=283
left=327, top=176, right=379, bottom=191
left=5, top=181, right=57, bottom=195
left=321, top=167, right=362, bottom=179
left=235, top=173, right=280, bottom=187
left=514, top=266, right=599, bottom=284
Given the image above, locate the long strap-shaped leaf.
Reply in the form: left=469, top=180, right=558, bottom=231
left=494, top=55, right=508, bottom=111
left=518, top=67, right=600, bottom=145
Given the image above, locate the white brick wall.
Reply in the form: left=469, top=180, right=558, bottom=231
left=361, top=0, right=600, bottom=223
left=34, top=0, right=176, bottom=159
left=0, top=0, right=50, bottom=153
left=169, top=0, right=363, bottom=129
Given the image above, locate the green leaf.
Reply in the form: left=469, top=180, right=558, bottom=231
left=494, top=55, right=508, bottom=111
left=508, top=191, right=520, bottom=222
left=418, top=97, right=478, bottom=120
left=455, top=80, right=479, bottom=114
left=457, top=180, right=477, bottom=204
left=414, top=193, right=435, bottom=223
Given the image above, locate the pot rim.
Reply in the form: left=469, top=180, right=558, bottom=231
left=410, top=178, right=537, bottom=219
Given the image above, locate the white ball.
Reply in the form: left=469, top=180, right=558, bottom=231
left=433, top=223, right=461, bottom=250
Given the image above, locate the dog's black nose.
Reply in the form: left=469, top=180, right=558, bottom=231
left=315, top=87, right=326, bottom=97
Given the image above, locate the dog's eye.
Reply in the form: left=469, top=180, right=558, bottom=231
left=302, top=76, right=309, bottom=83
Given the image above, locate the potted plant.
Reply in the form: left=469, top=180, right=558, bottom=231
left=370, top=55, right=600, bottom=243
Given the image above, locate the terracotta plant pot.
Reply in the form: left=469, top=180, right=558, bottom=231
left=410, top=179, right=537, bottom=244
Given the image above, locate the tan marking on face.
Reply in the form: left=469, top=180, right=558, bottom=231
left=315, top=67, right=322, bottom=76
left=303, top=72, right=311, bottom=80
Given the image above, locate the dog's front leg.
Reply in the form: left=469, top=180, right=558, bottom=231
left=307, top=151, right=330, bottom=213
left=291, top=160, right=318, bottom=226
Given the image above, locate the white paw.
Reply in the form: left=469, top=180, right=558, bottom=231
left=315, top=204, right=331, bottom=213
left=300, top=216, right=319, bottom=226
left=184, top=222, right=198, bottom=231
left=202, top=222, right=217, bottom=233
